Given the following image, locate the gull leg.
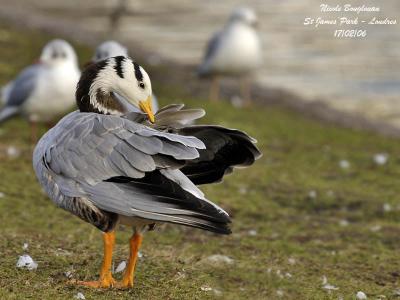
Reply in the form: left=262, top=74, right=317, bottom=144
left=209, top=76, right=220, bottom=102
left=240, top=77, right=252, bottom=106
left=117, top=232, right=143, bottom=288
left=74, top=231, right=116, bottom=288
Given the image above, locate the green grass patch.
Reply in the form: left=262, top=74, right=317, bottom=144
left=0, top=23, right=400, bottom=300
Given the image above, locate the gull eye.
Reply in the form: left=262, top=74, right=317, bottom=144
left=139, top=82, right=145, bottom=89
left=51, top=51, right=58, bottom=59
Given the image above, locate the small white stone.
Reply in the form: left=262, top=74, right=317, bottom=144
left=339, top=219, right=349, bottom=227
left=248, top=230, right=257, bottom=236
left=114, top=261, right=126, bottom=273
left=138, top=251, right=143, bottom=258
left=383, top=203, right=392, bottom=212
left=339, top=159, right=350, bottom=169
left=308, top=190, right=317, bottom=199
left=213, top=289, right=223, bottom=296
left=276, top=289, right=284, bottom=297
left=370, top=225, right=381, bottom=232
left=323, top=284, right=339, bottom=290
left=288, top=257, right=296, bottom=265
left=22, top=243, right=28, bottom=251
left=339, top=160, right=350, bottom=169
left=64, top=270, right=73, bottom=279
left=201, top=286, right=213, bottom=292
left=7, top=146, right=20, bottom=158
left=206, top=255, right=234, bottom=265
left=74, top=292, right=86, bottom=300
left=373, top=153, right=388, bottom=165
left=356, top=291, right=367, bottom=299
left=0, top=192, right=5, bottom=198
left=285, top=272, right=292, bottom=278
left=16, top=255, right=37, bottom=270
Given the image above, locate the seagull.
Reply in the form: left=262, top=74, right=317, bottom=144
left=92, top=41, right=159, bottom=112
left=198, top=7, right=262, bottom=104
left=33, top=56, right=261, bottom=289
left=0, top=39, right=80, bottom=142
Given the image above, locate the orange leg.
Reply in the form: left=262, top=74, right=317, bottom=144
left=75, top=231, right=116, bottom=288
left=117, top=233, right=143, bottom=288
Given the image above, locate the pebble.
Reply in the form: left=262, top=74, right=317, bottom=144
left=16, top=255, right=38, bottom=270
left=206, top=254, right=234, bottom=265
left=308, top=190, right=317, bottom=199
left=7, top=146, right=21, bottom=158
left=356, top=291, right=367, bottom=299
left=114, top=261, right=126, bottom=273
left=74, top=292, right=85, bottom=299
left=339, top=160, right=350, bottom=169
left=373, top=153, right=388, bottom=165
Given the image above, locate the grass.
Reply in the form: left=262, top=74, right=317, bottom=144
left=0, top=23, right=400, bottom=300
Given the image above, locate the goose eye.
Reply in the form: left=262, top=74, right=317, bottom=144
left=139, top=82, right=145, bottom=89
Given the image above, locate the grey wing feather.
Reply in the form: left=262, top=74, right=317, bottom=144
left=34, top=112, right=230, bottom=234
left=0, top=65, right=40, bottom=123
left=128, top=104, right=262, bottom=185
left=5, top=64, right=40, bottom=107
left=198, top=31, right=222, bottom=76
left=0, top=106, right=19, bottom=123
left=1, top=81, right=13, bottom=104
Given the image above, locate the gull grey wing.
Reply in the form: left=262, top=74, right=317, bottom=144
left=0, top=65, right=40, bottom=123
left=198, top=31, right=222, bottom=76
left=37, top=112, right=230, bottom=233
left=178, top=125, right=262, bottom=185
left=1, top=81, right=13, bottom=104
left=5, top=64, right=41, bottom=107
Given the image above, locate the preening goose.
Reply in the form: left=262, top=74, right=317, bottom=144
left=33, top=56, right=261, bottom=288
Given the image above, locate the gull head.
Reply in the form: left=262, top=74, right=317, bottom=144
left=40, top=39, right=78, bottom=66
left=93, top=41, right=128, bottom=63
left=229, top=7, right=258, bottom=28
left=76, top=56, right=154, bottom=122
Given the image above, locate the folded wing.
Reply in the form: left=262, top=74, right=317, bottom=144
left=39, top=112, right=231, bottom=234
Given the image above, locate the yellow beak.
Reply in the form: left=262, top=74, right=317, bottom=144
left=139, top=96, right=155, bottom=123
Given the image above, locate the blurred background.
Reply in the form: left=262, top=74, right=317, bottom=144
left=0, top=0, right=398, bottom=130
left=1, top=1, right=400, bottom=299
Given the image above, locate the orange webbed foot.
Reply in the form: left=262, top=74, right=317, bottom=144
left=70, top=274, right=116, bottom=288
